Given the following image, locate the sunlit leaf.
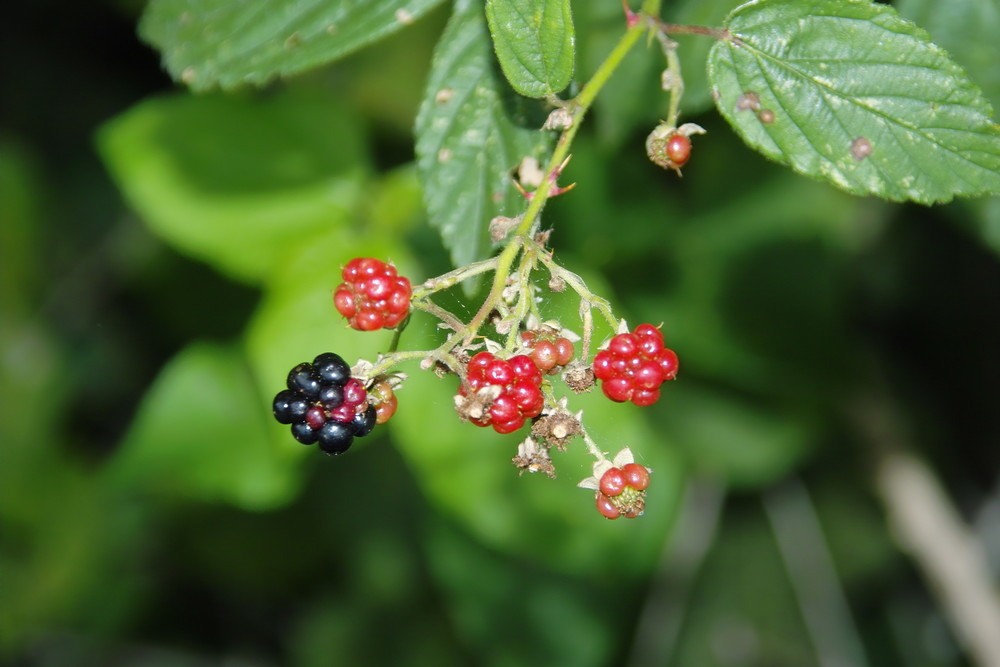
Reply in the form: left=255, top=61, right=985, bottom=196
left=140, top=0, right=448, bottom=91
left=708, top=0, right=1000, bottom=203
left=415, top=0, right=550, bottom=270
left=108, top=342, right=300, bottom=510
left=663, top=383, right=814, bottom=488
left=98, top=91, right=368, bottom=284
left=895, top=0, right=1000, bottom=111
left=486, top=0, right=575, bottom=98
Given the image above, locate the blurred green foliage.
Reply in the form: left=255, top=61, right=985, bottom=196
left=2, top=1, right=999, bottom=666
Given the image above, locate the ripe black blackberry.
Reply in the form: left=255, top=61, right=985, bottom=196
left=272, top=352, right=376, bottom=455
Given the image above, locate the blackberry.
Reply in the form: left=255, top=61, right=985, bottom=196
left=318, top=384, right=345, bottom=409
left=273, top=389, right=308, bottom=424
left=317, top=420, right=355, bottom=455
left=352, top=405, right=377, bottom=437
left=291, top=421, right=318, bottom=445
left=272, top=352, right=381, bottom=455
left=287, top=363, right=322, bottom=398
left=313, top=352, right=351, bottom=385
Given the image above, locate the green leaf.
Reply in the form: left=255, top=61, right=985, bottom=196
left=485, top=0, right=575, bottom=98
left=139, top=0, right=448, bottom=91
left=663, top=384, right=814, bottom=488
left=107, top=342, right=301, bottom=510
left=425, top=521, right=616, bottom=666
left=896, top=0, right=1000, bottom=112
left=415, top=0, right=550, bottom=269
left=98, top=91, right=368, bottom=284
left=708, top=0, right=1000, bottom=204
left=673, top=0, right=748, bottom=115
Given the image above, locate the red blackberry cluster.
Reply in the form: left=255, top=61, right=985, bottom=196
left=592, top=324, right=679, bottom=406
left=595, top=463, right=650, bottom=519
left=272, top=352, right=376, bottom=455
left=459, top=351, right=545, bottom=434
left=333, top=257, right=411, bottom=331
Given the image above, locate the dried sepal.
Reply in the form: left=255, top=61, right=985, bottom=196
left=612, top=447, right=635, bottom=468
left=543, top=107, right=574, bottom=131
left=512, top=437, right=556, bottom=478
left=454, top=384, right=503, bottom=422
left=489, top=215, right=519, bottom=242
left=531, top=404, right=582, bottom=450
left=562, top=361, right=594, bottom=393
left=577, top=447, right=641, bottom=490
left=578, top=457, right=614, bottom=491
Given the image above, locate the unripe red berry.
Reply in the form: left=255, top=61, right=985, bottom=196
left=631, top=387, right=660, bottom=407
left=509, top=354, right=540, bottom=381
left=457, top=351, right=544, bottom=434
left=592, top=350, right=615, bottom=381
left=375, top=393, right=398, bottom=424
left=522, top=329, right=575, bottom=374
left=600, top=467, right=627, bottom=497
left=593, top=324, right=679, bottom=406
left=602, top=377, right=633, bottom=403
left=621, top=462, right=650, bottom=491
left=609, top=333, right=638, bottom=357
left=305, top=405, right=326, bottom=431
left=334, top=258, right=411, bottom=330
left=657, top=348, right=679, bottom=381
left=554, top=338, right=575, bottom=366
left=531, top=340, right=558, bottom=371
left=370, top=381, right=399, bottom=425
left=666, top=134, right=691, bottom=168
left=596, top=493, right=621, bottom=519
left=493, top=415, right=525, bottom=435
left=485, top=358, right=514, bottom=385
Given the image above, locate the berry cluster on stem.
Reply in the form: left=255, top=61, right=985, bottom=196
left=271, top=3, right=706, bottom=518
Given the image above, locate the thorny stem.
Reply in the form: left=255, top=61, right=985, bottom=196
left=647, top=19, right=731, bottom=41
left=656, top=32, right=684, bottom=128
left=386, top=317, right=406, bottom=353
left=581, top=427, right=610, bottom=463
left=579, top=305, right=595, bottom=362
left=456, top=20, right=649, bottom=350
left=400, top=20, right=648, bottom=368
left=359, top=6, right=708, bottom=463
left=412, top=255, right=500, bottom=299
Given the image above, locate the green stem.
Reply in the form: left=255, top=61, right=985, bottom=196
left=462, top=23, right=647, bottom=345
left=648, top=19, right=730, bottom=42
left=412, top=255, right=499, bottom=299
left=386, top=317, right=406, bottom=353
left=657, top=32, right=684, bottom=127
left=640, top=0, right=662, bottom=16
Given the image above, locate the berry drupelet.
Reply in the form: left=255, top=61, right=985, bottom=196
left=272, top=352, right=377, bottom=455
